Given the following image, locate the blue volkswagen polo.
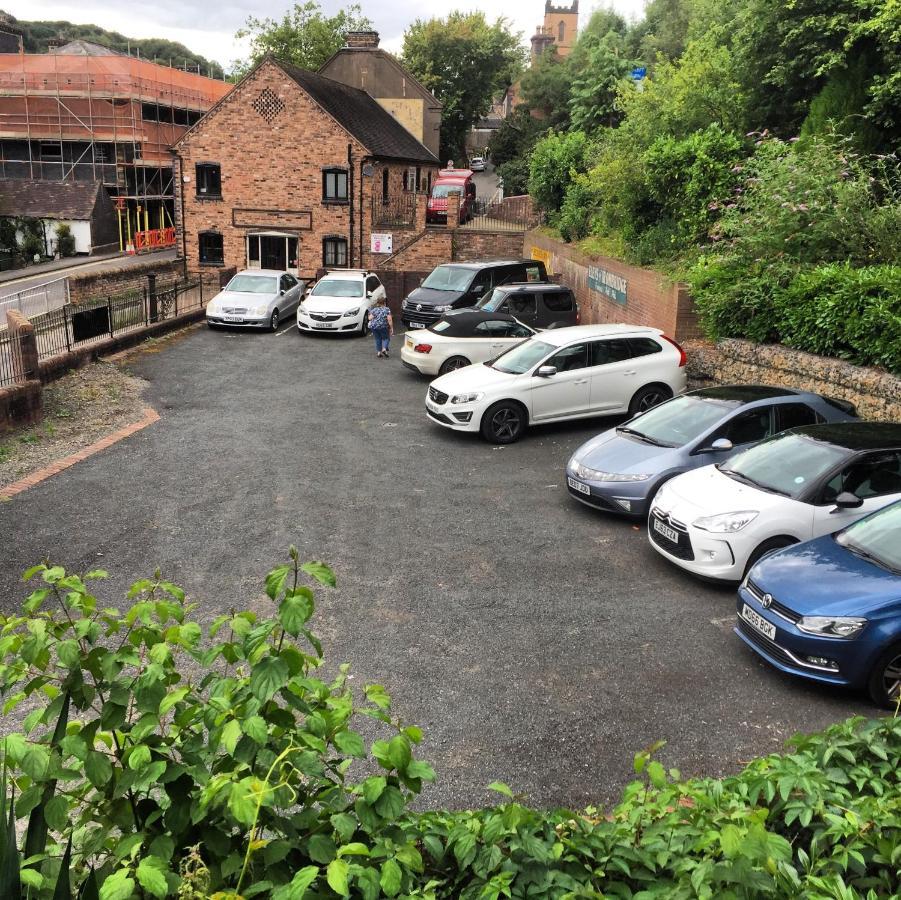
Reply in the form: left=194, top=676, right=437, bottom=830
left=736, top=499, right=901, bottom=707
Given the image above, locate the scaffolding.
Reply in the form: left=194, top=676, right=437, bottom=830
left=0, top=51, right=231, bottom=247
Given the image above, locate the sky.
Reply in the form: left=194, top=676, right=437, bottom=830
left=14, top=0, right=648, bottom=71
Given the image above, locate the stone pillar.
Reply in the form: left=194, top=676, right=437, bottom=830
left=446, top=191, right=461, bottom=230
left=7, top=310, right=39, bottom=381
left=414, top=191, right=428, bottom=231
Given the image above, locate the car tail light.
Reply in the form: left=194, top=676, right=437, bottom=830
left=414, top=343, right=432, bottom=353
left=661, top=334, right=686, bottom=367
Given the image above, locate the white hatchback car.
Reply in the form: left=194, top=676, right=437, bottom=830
left=648, top=423, right=901, bottom=582
left=425, top=324, right=687, bottom=444
left=297, top=270, right=386, bottom=335
left=401, top=310, right=534, bottom=376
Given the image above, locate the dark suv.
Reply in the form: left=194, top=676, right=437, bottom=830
left=401, top=259, right=548, bottom=329
left=476, top=282, right=579, bottom=330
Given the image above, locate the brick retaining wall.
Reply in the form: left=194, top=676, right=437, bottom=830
left=523, top=230, right=702, bottom=342
left=69, top=258, right=185, bottom=304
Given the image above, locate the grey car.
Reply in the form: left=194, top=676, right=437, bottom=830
left=565, top=385, right=858, bottom=518
left=206, top=269, right=305, bottom=331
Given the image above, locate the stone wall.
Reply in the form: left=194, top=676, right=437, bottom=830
left=454, top=230, right=526, bottom=261
left=687, top=339, right=901, bottom=422
left=68, top=257, right=184, bottom=304
left=523, top=230, right=702, bottom=342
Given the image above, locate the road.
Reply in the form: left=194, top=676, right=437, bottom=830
left=472, top=162, right=501, bottom=200
left=0, top=324, right=867, bottom=810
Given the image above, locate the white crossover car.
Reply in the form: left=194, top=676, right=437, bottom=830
left=648, top=422, right=901, bottom=582
left=206, top=270, right=304, bottom=331
left=297, top=270, right=386, bottom=335
left=401, top=310, right=534, bottom=376
left=425, top=324, right=687, bottom=444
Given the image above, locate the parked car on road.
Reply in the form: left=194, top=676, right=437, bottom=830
left=649, top=422, right=901, bottom=582
left=206, top=270, right=304, bottom=331
left=401, top=310, right=534, bottom=376
left=476, top=282, right=580, bottom=330
left=425, top=324, right=687, bottom=444
left=469, top=156, right=486, bottom=172
left=566, top=386, right=858, bottom=518
left=402, top=259, right=547, bottom=329
left=736, top=498, right=901, bottom=707
left=297, top=271, right=385, bottom=335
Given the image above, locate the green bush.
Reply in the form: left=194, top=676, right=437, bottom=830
left=2, top=557, right=900, bottom=898
left=54, top=223, right=76, bottom=258
left=495, top=158, right=531, bottom=197
left=528, top=130, right=590, bottom=220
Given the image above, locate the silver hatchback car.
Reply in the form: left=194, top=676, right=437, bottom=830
left=206, top=270, right=305, bottom=331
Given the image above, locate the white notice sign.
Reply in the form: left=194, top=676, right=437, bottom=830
left=370, top=233, right=393, bottom=254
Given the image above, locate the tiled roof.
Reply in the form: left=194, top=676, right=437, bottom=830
left=278, top=61, right=439, bottom=165
left=0, top=180, right=104, bottom=219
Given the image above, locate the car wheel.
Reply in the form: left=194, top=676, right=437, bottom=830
left=629, top=384, right=672, bottom=416
left=480, top=401, right=526, bottom=444
left=867, top=642, right=901, bottom=708
left=743, top=537, right=798, bottom=579
left=438, top=355, right=470, bottom=375
left=269, top=310, right=280, bottom=332
left=360, top=313, right=369, bottom=337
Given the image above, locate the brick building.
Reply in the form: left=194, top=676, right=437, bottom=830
left=173, top=57, right=439, bottom=280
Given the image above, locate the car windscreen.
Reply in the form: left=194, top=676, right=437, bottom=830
left=431, top=184, right=464, bottom=198
left=477, top=288, right=507, bottom=312
left=619, top=395, right=738, bottom=448
left=718, top=433, right=850, bottom=498
left=421, top=266, right=474, bottom=292
left=490, top=339, right=553, bottom=375
left=225, top=275, right=278, bottom=294
left=836, top=501, right=901, bottom=572
left=310, top=279, right=363, bottom=298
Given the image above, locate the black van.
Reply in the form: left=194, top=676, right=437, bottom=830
left=475, top=282, right=580, bottom=330
left=401, top=259, right=548, bottom=329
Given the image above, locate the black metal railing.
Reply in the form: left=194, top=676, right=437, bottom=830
left=462, top=195, right=542, bottom=233
left=372, top=193, right=417, bottom=228
left=0, top=329, right=31, bottom=387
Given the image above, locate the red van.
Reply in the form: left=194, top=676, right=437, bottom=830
left=426, top=167, right=476, bottom=224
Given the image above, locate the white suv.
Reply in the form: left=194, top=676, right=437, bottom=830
left=425, top=324, right=687, bottom=444
left=297, top=271, right=386, bottom=335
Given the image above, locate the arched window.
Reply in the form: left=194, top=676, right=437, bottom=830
left=558, top=20, right=565, bottom=42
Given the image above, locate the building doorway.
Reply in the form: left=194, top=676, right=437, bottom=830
left=247, top=233, right=298, bottom=274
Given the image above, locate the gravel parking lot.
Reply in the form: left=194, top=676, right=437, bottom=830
left=0, top=323, right=868, bottom=810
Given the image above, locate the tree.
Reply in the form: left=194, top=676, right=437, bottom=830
left=234, top=1, right=371, bottom=77
left=528, top=130, right=590, bottom=217
left=487, top=107, right=545, bottom=166
left=519, top=52, right=573, bottom=129
left=569, top=30, right=636, bottom=132
left=402, top=12, right=527, bottom=162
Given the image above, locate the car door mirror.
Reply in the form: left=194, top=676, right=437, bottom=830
left=710, top=438, right=733, bottom=451
left=832, top=491, right=863, bottom=511
left=471, top=283, right=484, bottom=294
left=536, top=365, right=557, bottom=378
left=366, top=291, right=372, bottom=298
left=279, top=289, right=285, bottom=296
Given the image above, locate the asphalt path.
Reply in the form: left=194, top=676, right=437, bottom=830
left=0, top=323, right=868, bottom=810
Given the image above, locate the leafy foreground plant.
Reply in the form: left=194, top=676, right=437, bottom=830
left=0, top=556, right=899, bottom=899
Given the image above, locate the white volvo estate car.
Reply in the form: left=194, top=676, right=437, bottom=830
left=648, top=423, right=901, bottom=582
left=425, top=324, right=687, bottom=444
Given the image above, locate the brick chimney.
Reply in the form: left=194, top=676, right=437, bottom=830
left=345, top=31, right=380, bottom=49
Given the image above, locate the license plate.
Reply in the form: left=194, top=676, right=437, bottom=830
left=426, top=400, right=440, bottom=413
left=409, top=322, right=426, bottom=329
left=653, top=518, right=680, bottom=543
left=223, top=315, right=242, bottom=323
left=742, top=604, right=776, bottom=640
left=313, top=323, right=333, bottom=329
left=567, top=476, right=590, bottom=496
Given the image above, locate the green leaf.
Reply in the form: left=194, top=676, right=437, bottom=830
left=406, top=760, right=436, bottom=782
left=279, top=592, right=313, bottom=637
left=242, top=716, right=268, bottom=744
left=127, top=744, right=151, bottom=771
left=136, top=858, right=168, bottom=899
left=386, top=735, right=411, bottom=772
left=647, top=761, right=667, bottom=789
left=249, top=656, right=290, bottom=701
left=21, top=747, right=49, bottom=781
left=265, top=565, right=291, bottom=601
left=719, top=824, right=743, bottom=859
left=301, top=561, right=336, bottom=587
left=221, top=719, right=242, bottom=754
left=228, top=778, right=259, bottom=827
left=271, top=866, right=318, bottom=900
left=85, top=752, right=113, bottom=788
left=380, top=859, right=402, bottom=897
left=336, top=843, right=369, bottom=857
left=56, top=640, right=81, bottom=668
left=334, top=730, right=364, bottom=757
left=43, top=795, right=69, bottom=832
left=159, top=687, right=189, bottom=715
left=374, top=785, right=405, bottom=820
left=20, top=868, right=43, bottom=888
left=488, top=781, right=513, bottom=798
left=307, top=834, right=337, bottom=864
left=326, top=859, right=349, bottom=896
left=98, top=869, right=135, bottom=900
left=362, top=776, right=386, bottom=805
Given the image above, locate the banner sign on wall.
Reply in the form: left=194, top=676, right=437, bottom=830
left=371, top=233, right=393, bottom=254
left=530, top=245, right=553, bottom=274
left=588, top=266, right=627, bottom=304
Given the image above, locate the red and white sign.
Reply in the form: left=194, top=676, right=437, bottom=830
left=370, top=233, right=393, bottom=254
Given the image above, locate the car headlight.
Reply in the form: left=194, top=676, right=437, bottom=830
left=342, top=308, right=360, bottom=317
left=298, top=304, right=308, bottom=314
left=572, top=463, right=651, bottom=482
left=797, top=616, right=867, bottom=639
left=253, top=305, right=268, bottom=315
left=692, top=511, right=759, bottom=533
left=451, top=392, right=483, bottom=404
left=434, top=305, right=452, bottom=313
left=402, top=299, right=410, bottom=308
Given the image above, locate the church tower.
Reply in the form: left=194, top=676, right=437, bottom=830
left=544, top=0, right=578, bottom=57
